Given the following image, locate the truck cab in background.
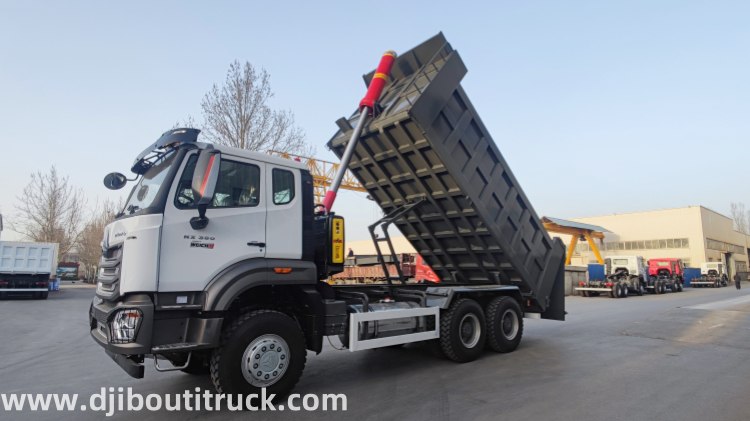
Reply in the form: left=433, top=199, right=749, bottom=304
left=647, top=258, right=685, bottom=293
left=575, top=255, right=647, bottom=298
left=692, top=262, right=728, bottom=288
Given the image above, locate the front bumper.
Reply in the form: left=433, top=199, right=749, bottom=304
left=90, top=293, right=223, bottom=379
left=90, top=294, right=154, bottom=378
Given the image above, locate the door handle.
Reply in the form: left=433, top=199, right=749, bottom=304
left=247, top=241, right=266, bottom=248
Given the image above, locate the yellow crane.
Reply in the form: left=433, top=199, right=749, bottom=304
left=267, top=151, right=367, bottom=203
left=541, top=217, right=608, bottom=265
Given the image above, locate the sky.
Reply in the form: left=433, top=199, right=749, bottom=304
left=0, top=0, right=748, bottom=242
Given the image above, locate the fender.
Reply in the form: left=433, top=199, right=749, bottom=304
left=203, top=258, right=318, bottom=311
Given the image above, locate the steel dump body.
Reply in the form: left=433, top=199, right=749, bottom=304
left=328, top=33, right=565, bottom=318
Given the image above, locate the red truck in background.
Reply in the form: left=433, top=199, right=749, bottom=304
left=647, top=258, right=685, bottom=292
left=415, top=254, right=440, bottom=283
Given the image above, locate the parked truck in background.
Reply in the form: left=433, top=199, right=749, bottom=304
left=0, top=241, right=58, bottom=299
left=57, top=262, right=80, bottom=281
left=88, top=34, right=566, bottom=398
left=647, top=258, right=684, bottom=293
left=575, top=256, right=648, bottom=298
left=692, top=262, right=728, bottom=287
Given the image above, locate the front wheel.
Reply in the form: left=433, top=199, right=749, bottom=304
left=485, top=296, right=523, bottom=353
left=210, top=310, right=307, bottom=398
left=439, top=298, right=486, bottom=362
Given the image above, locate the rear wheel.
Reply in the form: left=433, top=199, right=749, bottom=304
left=485, top=296, right=523, bottom=353
left=439, top=298, right=486, bottom=362
left=581, top=290, right=589, bottom=298
left=210, top=310, right=306, bottom=398
left=620, top=283, right=629, bottom=298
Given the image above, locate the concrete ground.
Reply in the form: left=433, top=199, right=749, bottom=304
left=1, top=282, right=750, bottom=420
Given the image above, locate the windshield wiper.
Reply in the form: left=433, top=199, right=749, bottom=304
left=127, top=205, right=140, bottom=215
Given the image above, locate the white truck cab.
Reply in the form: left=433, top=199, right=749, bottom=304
left=701, top=262, right=726, bottom=276
left=605, top=256, right=647, bottom=278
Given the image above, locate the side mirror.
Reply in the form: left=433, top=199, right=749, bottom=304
left=103, top=172, right=127, bottom=190
left=190, top=149, right=221, bottom=229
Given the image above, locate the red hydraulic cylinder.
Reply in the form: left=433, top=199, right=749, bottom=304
left=322, top=50, right=397, bottom=213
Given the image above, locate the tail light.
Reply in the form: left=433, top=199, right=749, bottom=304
left=35, top=281, right=48, bottom=287
left=0, top=280, right=8, bottom=287
left=605, top=282, right=613, bottom=287
left=578, top=281, right=586, bottom=287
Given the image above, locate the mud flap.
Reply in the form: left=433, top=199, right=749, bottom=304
left=541, top=258, right=566, bottom=321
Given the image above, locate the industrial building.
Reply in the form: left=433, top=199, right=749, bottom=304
left=555, top=206, right=750, bottom=275
left=347, top=205, right=750, bottom=280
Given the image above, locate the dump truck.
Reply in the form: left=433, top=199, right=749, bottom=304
left=575, top=256, right=648, bottom=298
left=647, top=258, right=684, bottom=292
left=0, top=241, right=58, bottom=299
left=692, top=262, right=728, bottom=287
left=89, top=33, right=566, bottom=398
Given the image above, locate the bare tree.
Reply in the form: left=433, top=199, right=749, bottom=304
left=730, top=202, right=750, bottom=234
left=78, top=199, right=120, bottom=281
left=13, top=166, right=86, bottom=256
left=200, top=60, right=311, bottom=155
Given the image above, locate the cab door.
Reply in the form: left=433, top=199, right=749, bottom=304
left=158, top=152, right=267, bottom=292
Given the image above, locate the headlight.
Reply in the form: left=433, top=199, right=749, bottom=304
left=110, top=309, right=142, bottom=344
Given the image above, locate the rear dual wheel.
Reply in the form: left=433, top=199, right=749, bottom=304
left=440, top=296, right=524, bottom=362
left=485, top=296, right=523, bottom=353
left=440, top=298, right=486, bottom=362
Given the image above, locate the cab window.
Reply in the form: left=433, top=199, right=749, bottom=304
left=272, top=169, right=295, bottom=205
left=175, top=155, right=261, bottom=208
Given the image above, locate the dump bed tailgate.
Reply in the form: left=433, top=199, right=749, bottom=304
left=328, top=33, right=565, bottom=318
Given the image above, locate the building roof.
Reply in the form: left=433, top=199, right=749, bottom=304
left=346, top=236, right=417, bottom=255
left=542, top=216, right=609, bottom=233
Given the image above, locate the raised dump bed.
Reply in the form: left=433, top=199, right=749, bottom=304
left=328, top=33, right=566, bottom=318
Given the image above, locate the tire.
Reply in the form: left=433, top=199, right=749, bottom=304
left=210, top=310, right=306, bottom=398
left=581, top=290, right=589, bottom=298
left=638, top=284, right=645, bottom=296
left=620, top=283, right=629, bottom=298
left=653, top=282, right=661, bottom=295
left=485, top=296, right=523, bottom=353
left=181, top=352, right=210, bottom=375
left=439, top=298, right=486, bottom=362
left=676, top=282, right=683, bottom=292
left=35, top=291, right=49, bottom=300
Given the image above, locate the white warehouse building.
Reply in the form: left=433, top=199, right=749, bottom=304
left=552, top=206, right=749, bottom=275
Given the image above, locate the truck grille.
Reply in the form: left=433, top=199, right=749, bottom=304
left=97, top=245, right=122, bottom=300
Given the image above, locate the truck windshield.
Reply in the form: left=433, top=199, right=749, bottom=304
left=122, top=151, right=178, bottom=215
